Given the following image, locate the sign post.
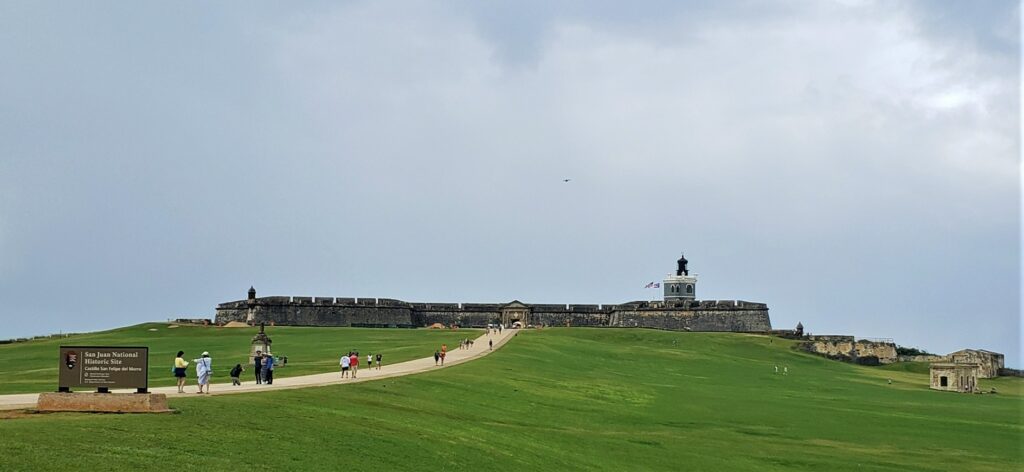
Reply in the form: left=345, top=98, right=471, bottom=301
left=59, top=346, right=149, bottom=394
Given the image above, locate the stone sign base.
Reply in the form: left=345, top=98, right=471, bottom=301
left=37, top=392, right=171, bottom=413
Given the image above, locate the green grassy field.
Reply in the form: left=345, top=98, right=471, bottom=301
left=1, top=328, right=1020, bottom=471
left=0, top=323, right=479, bottom=394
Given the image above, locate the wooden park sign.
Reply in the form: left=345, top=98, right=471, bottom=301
left=59, top=346, right=149, bottom=393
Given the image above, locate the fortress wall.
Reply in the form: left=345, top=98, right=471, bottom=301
left=612, top=308, right=771, bottom=332
left=410, top=303, right=460, bottom=310
left=532, top=311, right=610, bottom=327
left=567, top=304, right=604, bottom=313
left=215, top=297, right=772, bottom=332
left=413, top=310, right=499, bottom=328
left=214, top=307, right=248, bottom=323
left=215, top=298, right=414, bottom=327
left=531, top=304, right=569, bottom=312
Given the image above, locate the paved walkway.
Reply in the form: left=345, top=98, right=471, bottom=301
left=0, top=327, right=519, bottom=410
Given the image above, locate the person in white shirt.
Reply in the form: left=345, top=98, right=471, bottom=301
left=193, top=352, right=212, bottom=394
left=340, top=353, right=351, bottom=378
left=367, top=353, right=373, bottom=369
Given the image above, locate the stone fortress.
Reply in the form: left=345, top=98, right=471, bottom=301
left=215, top=255, right=773, bottom=332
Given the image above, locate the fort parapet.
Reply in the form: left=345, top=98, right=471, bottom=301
left=215, top=294, right=772, bottom=332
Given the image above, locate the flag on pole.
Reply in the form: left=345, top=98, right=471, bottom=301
left=644, top=282, right=661, bottom=289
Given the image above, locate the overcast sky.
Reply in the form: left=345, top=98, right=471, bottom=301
left=1, top=1, right=1019, bottom=364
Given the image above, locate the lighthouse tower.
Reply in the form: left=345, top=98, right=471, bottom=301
left=664, top=253, right=697, bottom=301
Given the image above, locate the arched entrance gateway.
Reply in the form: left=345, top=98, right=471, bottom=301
left=500, top=300, right=530, bottom=327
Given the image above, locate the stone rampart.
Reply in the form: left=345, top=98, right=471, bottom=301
left=216, top=296, right=771, bottom=332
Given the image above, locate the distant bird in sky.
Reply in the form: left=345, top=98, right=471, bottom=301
left=563, top=178, right=571, bottom=182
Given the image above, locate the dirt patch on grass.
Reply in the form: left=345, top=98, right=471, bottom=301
left=0, top=409, right=39, bottom=420
left=223, top=321, right=249, bottom=328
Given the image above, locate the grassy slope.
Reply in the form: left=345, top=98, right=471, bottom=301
left=0, top=323, right=479, bottom=394
left=0, top=328, right=1020, bottom=471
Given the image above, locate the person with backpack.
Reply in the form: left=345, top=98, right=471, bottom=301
left=230, top=363, right=244, bottom=386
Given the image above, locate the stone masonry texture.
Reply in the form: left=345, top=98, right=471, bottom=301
left=215, top=297, right=772, bottom=332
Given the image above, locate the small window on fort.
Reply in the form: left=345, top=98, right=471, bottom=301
left=686, top=285, right=693, bottom=293
left=940, top=376, right=947, bottom=387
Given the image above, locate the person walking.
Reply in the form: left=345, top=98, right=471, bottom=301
left=440, top=350, right=446, bottom=366
left=350, top=352, right=359, bottom=378
left=193, top=351, right=212, bottom=394
left=340, top=352, right=351, bottom=378
left=367, top=353, right=373, bottom=370
left=253, top=350, right=263, bottom=385
left=376, top=353, right=382, bottom=370
left=434, top=350, right=440, bottom=366
left=489, top=339, right=493, bottom=350
left=262, top=353, right=275, bottom=384
left=230, top=363, right=244, bottom=386
left=174, top=351, right=189, bottom=393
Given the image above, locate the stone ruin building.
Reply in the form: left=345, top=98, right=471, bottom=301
left=930, top=363, right=980, bottom=393
left=946, top=349, right=1004, bottom=379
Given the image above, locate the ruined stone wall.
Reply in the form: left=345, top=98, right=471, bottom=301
left=898, top=354, right=948, bottom=363
left=801, top=340, right=898, bottom=365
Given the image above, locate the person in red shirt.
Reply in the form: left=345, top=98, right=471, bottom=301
left=350, top=352, right=359, bottom=378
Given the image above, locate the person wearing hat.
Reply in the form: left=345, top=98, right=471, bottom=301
left=193, top=351, right=213, bottom=394
left=261, top=353, right=275, bottom=385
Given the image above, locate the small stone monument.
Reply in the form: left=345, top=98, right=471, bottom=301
left=251, top=322, right=272, bottom=357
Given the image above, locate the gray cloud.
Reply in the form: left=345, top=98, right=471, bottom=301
left=0, top=1, right=1018, bottom=364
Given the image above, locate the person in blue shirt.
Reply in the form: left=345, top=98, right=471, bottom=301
left=261, top=353, right=275, bottom=385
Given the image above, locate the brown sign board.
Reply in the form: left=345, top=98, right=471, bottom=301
left=59, top=346, right=148, bottom=391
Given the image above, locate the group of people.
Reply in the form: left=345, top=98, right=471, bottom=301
left=175, top=334, right=502, bottom=392
left=434, top=344, right=448, bottom=366
left=340, top=352, right=383, bottom=378
left=253, top=350, right=276, bottom=385
left=173, top=351, right=214, bottom=394
left=173, top=350, right=286, bottom=393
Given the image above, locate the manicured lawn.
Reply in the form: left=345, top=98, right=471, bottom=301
left=0, top=323, right=479, bottom=394
left=0, top=328, right=1019, bottom=471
